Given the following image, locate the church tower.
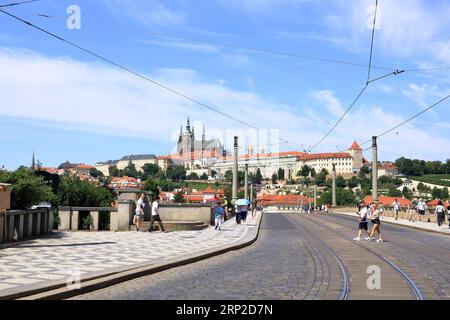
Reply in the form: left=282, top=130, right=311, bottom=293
left=347, top=141, right=363, bottom=170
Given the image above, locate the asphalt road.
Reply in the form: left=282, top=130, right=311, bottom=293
left=72, top=212, right=450, bottom=300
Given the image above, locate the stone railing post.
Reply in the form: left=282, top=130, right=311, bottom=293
left=91, top=211, right=99, bottom=231
left=111, top=200, right=134, bottom=231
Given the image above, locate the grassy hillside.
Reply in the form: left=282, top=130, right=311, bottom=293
left=410, top=175, right=450, bottom=187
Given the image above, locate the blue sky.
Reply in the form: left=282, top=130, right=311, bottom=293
left=0, top=0, right=449, bottom=170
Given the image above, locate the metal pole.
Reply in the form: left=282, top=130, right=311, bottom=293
left=372, top=136, right=378, bottom=202
left=250, top=183, right=253, bottom=202
left=332, top=163, right=337, bottom=207
left=232, top=136, right=238, bottom=202
left=314, top=186, right=317, bottom=212
left=244, top=163, right=248, bottom=201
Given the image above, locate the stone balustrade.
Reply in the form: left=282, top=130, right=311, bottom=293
left=332, top=205, right=439, bottom=223
left=0, top=208, right=53, bottom=244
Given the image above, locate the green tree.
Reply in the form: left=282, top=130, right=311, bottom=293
left=277, top=168, right=285, bottom=180
left=0, top=167, right=56, bottom=209
left=108, top=165, right=121, bottom=177
left=321, top=188, right=356, bottom=206
left=315, top=168, right=328, bottom=186
left=310, top=168, right=316, bottom=178
left=173, top=192, right=186, bottom=203
left=211, top=170, right=217, bottom=177
left=271, top=172, right=278, bottom=184
left=299, top=165, right=311, bottom=179
left=89, top=168, right=104, bottom=178
left=402, top=187, right=413, bottom=200
left=387, top=187, right=402, bottom=197
left=122, top=161, right=139, bottom=178
left=432, top=187, right=441, bottom=199
left=58, top=176, right=114, bottom=207
left=141, top=163, right=162, bottom=180
left=167, top=165, right=187, bottom=181
left=143, top=179, right=160, bottom=197
left=336, top=176, right=346, bottom=188
left=441, top=187, right=449, bottom=199
left=347, top=176, right=359, bottom=189
left=224, top=170, right=233, bottom=182
left=187, top=172, right=200, bottom=180
left=200, top=173, right=209, bottom=180
left=255, top=168, right=263, bottom=184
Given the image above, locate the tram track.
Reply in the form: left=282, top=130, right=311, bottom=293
left=298, top=213, right=424, bottom=300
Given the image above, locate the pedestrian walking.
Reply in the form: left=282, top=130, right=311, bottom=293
left=417, top=199, right=427, bottom=222
left=392, top=199, right=400, bottom=220
left=354, top=202, right=371, bottom=241
left=241, top=202, right=249, bottom=224
left=369, top=202, right=383, bottom=243
left=378, top=203, right=385, bottom=220
left=133, top=193, right=145, bottom=231
left=235, top=202, right=242, bottom=224
left=214, top=201, right=224, bottom=230
left=435, top=200, right=446, bottom=230
left=447, top=201, right=450, bottom=229
left=147, top=197, right=167, bottom=232
left=408, top=198, right=417, bottom=222
left=251, top=200, right=257, bottom=218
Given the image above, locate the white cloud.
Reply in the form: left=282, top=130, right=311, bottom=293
left=140, top=39, right=219, bottom=54
left=104, top=0, right=185, bottom=27
left=310, top=90, right=344, bottom=117
left=1, top=47, right=449, bottom=161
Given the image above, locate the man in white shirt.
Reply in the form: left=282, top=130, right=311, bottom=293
left=148, top=197, right=167, bottom=232
left=417, top=199, right=426, bottom=222
left=354, top=202, right=371, bottom=241
left=392, top=199, right=400, bottom=220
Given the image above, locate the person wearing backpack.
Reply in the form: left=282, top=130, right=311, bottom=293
left=435, top=200, right=446, bottom=230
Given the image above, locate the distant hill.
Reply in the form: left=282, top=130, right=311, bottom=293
left=410, top=174, right=450, bottom=188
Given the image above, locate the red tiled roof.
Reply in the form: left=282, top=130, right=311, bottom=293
left=257, top=194, right=313, bottom=205
left=302, top=153, right=352, bottom=161
left=427, top=199, right=449, bottom=207
left=349, top=141, right=362, bottom=150
left=76, top=164, right=94, bottom=170
left=364, top=196, right=411, bottom=207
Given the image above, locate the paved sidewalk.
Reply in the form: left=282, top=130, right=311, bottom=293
left=333, top=211, right=450, bottom=235
left=0, top=211, right=262, bottom=299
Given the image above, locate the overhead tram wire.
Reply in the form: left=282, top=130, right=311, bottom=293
left=308, top=0, right=406, bottom=153
left=135, top=31, right=397, bottom=73
left=0, top=0, right=38, bottom=8
left=366, top=0, right=379, bottom=84
left=0, top=9, right=301, bottom=147
left=361, top=94, right=450, bottom=150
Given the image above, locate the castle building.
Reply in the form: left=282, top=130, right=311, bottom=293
left=176, top=118, right=224, bottom=170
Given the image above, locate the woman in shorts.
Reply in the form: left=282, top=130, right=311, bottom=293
left=369, top=202, right=383, bottom=243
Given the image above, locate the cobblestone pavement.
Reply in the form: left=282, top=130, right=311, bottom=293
left=73, top=212, right=450, bottom=300
left=305, top=213, right=450, bottom=300
left=72, top=213, right=339, bottom=300
left=0, top=213, right=258, bottom=296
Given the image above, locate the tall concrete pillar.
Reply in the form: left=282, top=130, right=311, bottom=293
left=372, top=136, right=378, bottom=202
left=332, top=163, right=337, bottom=207
left=244, top=163, right=249, bottom=200
left=314, top=186, right=317, bottom=211
left=232, top=136, right=238, bottom=201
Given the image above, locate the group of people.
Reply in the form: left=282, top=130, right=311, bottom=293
left=213, top=199, right=259, bottom=230
left=404, top=198, right=428, bottom=222
left=354, top=201, right=384, bottom=243
left=133, top=193, right=168, bottom=233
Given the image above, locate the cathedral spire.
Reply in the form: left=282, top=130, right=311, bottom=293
left=186, top=117, right=191, bottom=133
